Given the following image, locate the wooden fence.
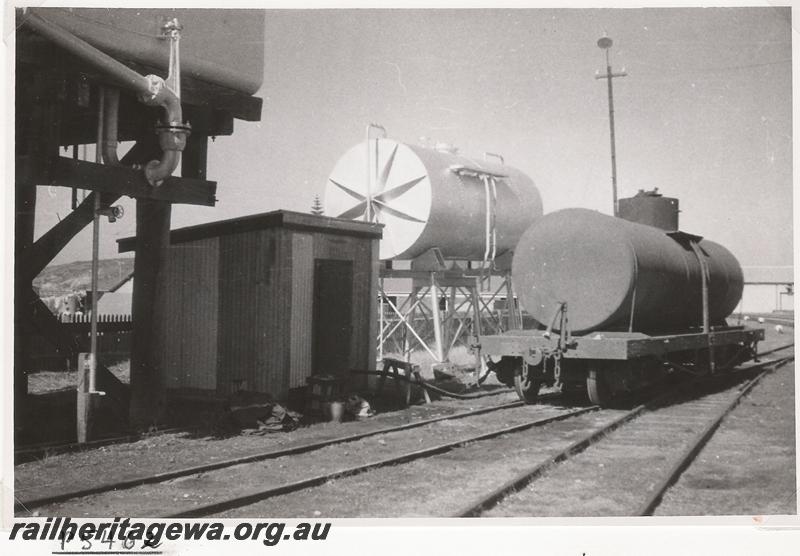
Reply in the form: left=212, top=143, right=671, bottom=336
left=28, top=313, right=134, bottom=372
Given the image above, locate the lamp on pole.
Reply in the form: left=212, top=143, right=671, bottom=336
left=596, top=36, right=627, bottom=217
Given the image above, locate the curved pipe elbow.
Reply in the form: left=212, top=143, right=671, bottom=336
left=144, top=150, right=181, bottom=186
left=139, top=77, right=190, bottom=186
left=101, top=85, right=188, bottom=185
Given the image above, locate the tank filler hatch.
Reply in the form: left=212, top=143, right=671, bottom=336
left=618, top=188, right=680, bottom=231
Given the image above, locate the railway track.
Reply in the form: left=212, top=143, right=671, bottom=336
left=19, top=396, right=588, bottom=517
left=16, top=393, right=552, bottom=514
left=168, top=404, right=597, bottom=518
left=17, top=350, right=792, bottom=518
left=757, top=342, right=794, bottom=358
left=211, top=356, right=791, bottom=518
left=463, top=356, right=792, bottom=517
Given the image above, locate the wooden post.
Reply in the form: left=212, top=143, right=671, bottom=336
left=367, top=239, right=380, bottom=384
left=76, top=353, right=92, bottom=442
left=129, top=198, right=171, bottom=428
left=14, top=180, right=36, bottom=430
left=15, top=71, right=50, bottom=434
left=412, top=368, right=431, bottom=404
left=128, top=110, right=192, bottom=430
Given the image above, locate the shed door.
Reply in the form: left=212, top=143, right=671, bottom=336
left=312, top=259, right=353, bottom=375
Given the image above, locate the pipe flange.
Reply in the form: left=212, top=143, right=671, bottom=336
left=155, top=121, right=192, bottom=134
left=155, top=121, right=192, bottom=152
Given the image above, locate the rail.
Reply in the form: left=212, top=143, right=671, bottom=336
left=16, top=399, right=529, bottom=513
left=165, top=406, right=597, bottom=518
left=454, top=355, right=791, bottom=517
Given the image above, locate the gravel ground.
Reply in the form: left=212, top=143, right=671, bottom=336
left=215, top=410, right=631, bottom=518
left=15, top=389, right=518, bottom=507
left=482, top=373, right=769, bottom=516
left=655, top=357, right=796, bottom=515
left=18, top=393, right=562, bottom=517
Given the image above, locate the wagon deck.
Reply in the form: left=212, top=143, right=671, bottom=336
left=478, top=325, right=764, bottom=361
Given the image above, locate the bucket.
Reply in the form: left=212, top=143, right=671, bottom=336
left=326, top=401, right=345, bottom=423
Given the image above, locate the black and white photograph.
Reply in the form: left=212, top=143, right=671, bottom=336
left=4, top=1, right=797, bottom=553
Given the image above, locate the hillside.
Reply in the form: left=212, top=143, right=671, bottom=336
left=33, top=258, right=135, bottom=296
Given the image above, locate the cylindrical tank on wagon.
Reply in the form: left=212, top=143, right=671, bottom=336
left=512, top=208, right=744, bottom=333
left=29, top=8, right=264, bottom=95
left=325, top=138, right=543, bottom=260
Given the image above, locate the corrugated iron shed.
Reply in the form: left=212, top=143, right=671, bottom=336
left=119, top=210, right=382, bottom=402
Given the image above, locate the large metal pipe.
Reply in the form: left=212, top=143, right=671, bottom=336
left=24, top=11, right=153, bottom=95
left=24, top=9, right=188, bottom=185
left=101, top=87, right=121, bottom=166
left=512, top=208, right=744, bottom=334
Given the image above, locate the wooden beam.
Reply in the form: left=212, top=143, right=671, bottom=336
left=24, top=191, right=119, bottom=283
left=22, top=139, right=161, bottom=283
left=29, top=156, right=217, bottom=206
left=181, top=113, right=209, bottom=181
left=24, top=288, right=81, bottom=359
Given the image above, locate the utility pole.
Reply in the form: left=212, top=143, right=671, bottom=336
left=596, top=36, right=627, bottom=217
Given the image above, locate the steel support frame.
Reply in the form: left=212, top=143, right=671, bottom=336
left=377, top=271, right=520, bottom=368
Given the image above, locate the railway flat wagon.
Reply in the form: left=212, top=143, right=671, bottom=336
left=118, top=210, right=382, bottom=404
left=477, top=200, right=764, bottom=405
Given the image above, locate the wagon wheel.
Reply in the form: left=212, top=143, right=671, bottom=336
left=586, top=367, right=613, bottom=406
left=514, top=362, right=542, bottom=404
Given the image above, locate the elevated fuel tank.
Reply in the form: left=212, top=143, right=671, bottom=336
left=27, top=8, right=264, bottom=95
left=512, top=208, right=744, bottom=333
left=325, top=138, right=543, bottom=260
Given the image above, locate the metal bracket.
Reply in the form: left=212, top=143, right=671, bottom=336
left=448, top=165, right=508, bottom=180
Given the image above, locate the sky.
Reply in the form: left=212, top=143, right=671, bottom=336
left=28, top=6, right=793, bottom=270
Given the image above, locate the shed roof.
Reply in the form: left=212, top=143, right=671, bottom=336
left=118, top=210, right=383, bottom=253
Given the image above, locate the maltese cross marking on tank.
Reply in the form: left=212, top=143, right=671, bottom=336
left=330, top=143, right=427, bottom=225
